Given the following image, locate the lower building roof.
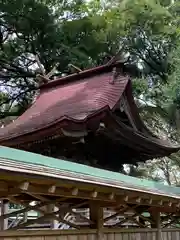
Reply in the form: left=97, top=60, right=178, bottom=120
left=1, top=146, right=180, bottom=200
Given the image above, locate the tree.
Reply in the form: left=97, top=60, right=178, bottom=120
left=1, top=0, right=180, bottom=185
left=0, top=0, right=179, bottom=119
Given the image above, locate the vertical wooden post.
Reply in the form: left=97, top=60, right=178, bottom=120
left=156, top=212, right=161, bottom=240
left=0, top=200, right=8, bottom=230
left=151, top=211, right=161, bottom=240
left=89, top=202, right=104, bottom=240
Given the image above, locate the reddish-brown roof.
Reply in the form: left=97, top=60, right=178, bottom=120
left=39, top=61, right=122, bottom=90
left=0, top=64, right=128, bottom=144
left=0, top=61, right=179, bottom=161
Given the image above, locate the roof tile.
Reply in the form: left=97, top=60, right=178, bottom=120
left=0, top=72, right=128, bottom=140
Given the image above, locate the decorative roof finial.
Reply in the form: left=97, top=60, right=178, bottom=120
left=68, top=64, right=82, bottom=73
left=35, top=54, right=58, bottom=85
left=106, top=46, right=125, bottom=66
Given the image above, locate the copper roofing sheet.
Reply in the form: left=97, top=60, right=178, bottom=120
left=1, top=146, right=180, bottom=200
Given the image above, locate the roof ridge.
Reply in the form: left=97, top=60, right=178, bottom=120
left=39, top=61, right=124, bottom=90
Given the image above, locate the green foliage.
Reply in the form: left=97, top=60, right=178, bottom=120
left=132, top=78, right=149, bottom=97
left=0, top=0, right=179, bottom=110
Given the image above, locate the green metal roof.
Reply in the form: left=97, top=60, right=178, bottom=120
left=0, top=146, right=180, bottom=199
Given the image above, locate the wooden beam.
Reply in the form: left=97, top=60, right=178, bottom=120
left=71, top=201, right=89, bottom=209
left=163, top=215, right=177, bottom=228
left=0, top=198, right=65, bottom=220
left=156, top=212, right=161, bottom=240
left=0, top=229, right=98, bottom=237
left=89, top=202, right=104, bottom=240
left=70, top=209, right=93, bottom=225
left=0, top=182, right=9, bottom=191
left=90, top=202, right=103, bottom=228
left=0, top=181, right=177, bottom=211
left=112, top=205, right=139, bottom=227
left=130, top=208, right=155, bottom=225
left=26, top=193, right=50, bottom=201
left=23, top=211, right=28, bottom=224
left=11, top=202, right=81, bottom=230
left=7, top=196, right=24, bottom=205
left=151, top=210, right=162, bottom=239
left=8, top=196, right=68, bottom=214
left=10, top=184, right=113, bottom=203
left=34, top=200, right=89, bottom=228
left=0, top=201, right=8, bottom=230
left=11, top=208, right=79, bottom=230
left=8, top=200, right=88, bottom=230
left=115, top=212, right=145, bottom=228
left=149, top=205, right=177, bottom=214
left=104, top=206, right=127, bottom=223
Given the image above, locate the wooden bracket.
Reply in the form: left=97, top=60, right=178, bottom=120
left=19, top=182, right=29, bottom=191
left=35, top=54, right=58, bottom=84
left=48, top=185, right=56, bottom=194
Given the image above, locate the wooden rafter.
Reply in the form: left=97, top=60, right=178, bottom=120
left=26, top=193, right=51, bottom=201
left=7, top=199, right=89, bottom=230
left=69, top=209, right=93, bottom=225
left=104, top=206, right=128, bottom=223
left=116, top=212, right=145, bottom=228
left=162, top=215, right=180, bottom=228
left=0, top=197, right=67, bottom=220
left=0, top=177, right=179, bottom=224
left=10, top=209, right=78, bottom=230
left=10, top=202, right=84, bottom=230
left=0, top=180, right=176, bottom=211
left=111, top=205, right=151, bottom=228
left=127, top=205, right=155, bottom=225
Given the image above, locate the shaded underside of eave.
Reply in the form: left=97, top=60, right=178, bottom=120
left=108, top=116, right=180, bottom=158
left=0, top=110, right=179, bottom=162
left=0, top=106, right=112, bottom=146
left=1, top=146, right=180, bottom=200
left=110, top=81, right=180, bottom=157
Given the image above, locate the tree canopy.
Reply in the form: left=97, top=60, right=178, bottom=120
left=1, top=0, right=180, bottom=184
